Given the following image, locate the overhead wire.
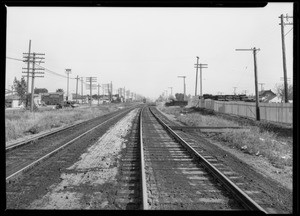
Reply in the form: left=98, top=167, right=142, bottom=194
left=6, top=56, right=90, bottom=84
left=7, top=56, right=138, bottom=96
left=284, top=27, right=293, bottom=37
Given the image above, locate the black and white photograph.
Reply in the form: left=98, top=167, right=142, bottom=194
left=4, top=2, right=295, bottom=213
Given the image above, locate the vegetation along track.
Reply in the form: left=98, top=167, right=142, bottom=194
left=140, top=106, right=267, bottom=212
left=6, top=105, right=140, bottom=182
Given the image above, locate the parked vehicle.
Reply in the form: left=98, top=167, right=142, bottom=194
left=55, top=101, right=80, bottom=109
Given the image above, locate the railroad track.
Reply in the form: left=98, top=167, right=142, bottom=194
left=139, top=106, right=267, bottom=212
left=6, top=105, right=140, bottom=182
left=6, top=104, right=268, bottom=212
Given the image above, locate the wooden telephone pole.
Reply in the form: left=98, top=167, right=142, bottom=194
left=65, top=69, right=72, bottom=101
left=236, top=47, right=260, bottom=120
left=279, top=14, right=293, bottom=103
left=194, top=63, right=208, bottom=96
left=86, top=77, right=97, bottom=107
left=25, top=40, right=31, bottom=94
left=80, top=77, right=84, bottom=100
left=22, top=52, right=45, bottom=112
left=194, top=56, right=199, bottom=96
left=75, top=75, right=80, bottom=103
left=97, top=84, right=101, bottom=105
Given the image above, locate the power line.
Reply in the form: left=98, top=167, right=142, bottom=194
left=6, top=56, right=88, bottom=82
left=6, top=56, right=24, bottom=62
left=285, top=27, right=293, bottom=37
left=7, top=56, right=125, bottom=97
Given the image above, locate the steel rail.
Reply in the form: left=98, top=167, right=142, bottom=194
left=6, top=108, right=135, bottom=182
left=6, top=119, right=89, bottom=152
left=148, top=107, right=267, bottom=213
left=6, top=105, right=140, bottom=152
left=139, top=106, right=148, bottom=210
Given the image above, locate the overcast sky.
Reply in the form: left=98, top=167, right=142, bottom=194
left=5, top=3, right=293, bottom=100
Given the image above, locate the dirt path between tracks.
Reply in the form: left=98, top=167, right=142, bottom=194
left=27, top=109, right=139, bottom=209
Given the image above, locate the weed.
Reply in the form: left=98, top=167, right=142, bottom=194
left=5, top=104, right=121, bottom=142
left=159, top=105, right=293, bottom=169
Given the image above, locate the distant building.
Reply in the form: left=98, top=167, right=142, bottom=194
left=41, top=92, right=64, bottom=105
left=64, top=93, right=73, bottom=101
left=5, top=94, right=21, bottom=108
left=72, top=94, right=88, bottom=104
left=259, top=90, right=276, bottom=103
left=34, top=94, right=42, bottom=106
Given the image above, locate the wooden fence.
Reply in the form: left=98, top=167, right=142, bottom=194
left=189, top=98, right=293, bottom=124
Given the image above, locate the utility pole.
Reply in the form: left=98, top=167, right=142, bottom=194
left=22, top=52, right=45, bottom=112
left=24, top=40, right=31, bottom=94
left=65, top=69, right=72, bottom=101
left=97, top=84, right=101, bottom=105
left=168, top=87, right=173, bottom=96
left=236, top=47, right=260, bottom=121
left=258, top=83, right=265, bottom=92
left=75, top=75, right=79, bottom=103
left=177, top=76, right=186, bottom=101
left=110, top=81, right=113, bottom=102
left=233, top=87, right=237, bottom=95
left=194, top=63, right=208, bottom=96
left=279, top=14, right=293, bottom=103
left=80, top=77, right=84, bottom=101
left=124, top=87, right=126, bottom=102
left=86, top=77, right=97, bottom=107
left=194, top=56, right=199, bottom=96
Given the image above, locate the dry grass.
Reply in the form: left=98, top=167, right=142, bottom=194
left=177, top=113, right=239, bottom=127
left=5, top=104, right=126, bottom=142
left=214, top=128, right=292, bottom=167
left=158, top=105, right=293, bottom=168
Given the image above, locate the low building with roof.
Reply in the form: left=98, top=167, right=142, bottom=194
left=41, top=92, right=64, bottom=105
left=5, top=94, right=21, bottom=108
left=259, top=90, right=276, bottom=103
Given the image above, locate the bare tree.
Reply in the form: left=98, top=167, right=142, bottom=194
left=274, top=83, right=293, bottom=102
left=56, top=88, right=64, bottom=93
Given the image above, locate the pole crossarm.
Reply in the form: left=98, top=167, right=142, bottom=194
left=235, top=48, right=260, bottom=51
left=23, top=75, right=44, bottom=78
left=23, top=53, right=45, bottom=55
left=279, top=23, right=293, bottom=25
